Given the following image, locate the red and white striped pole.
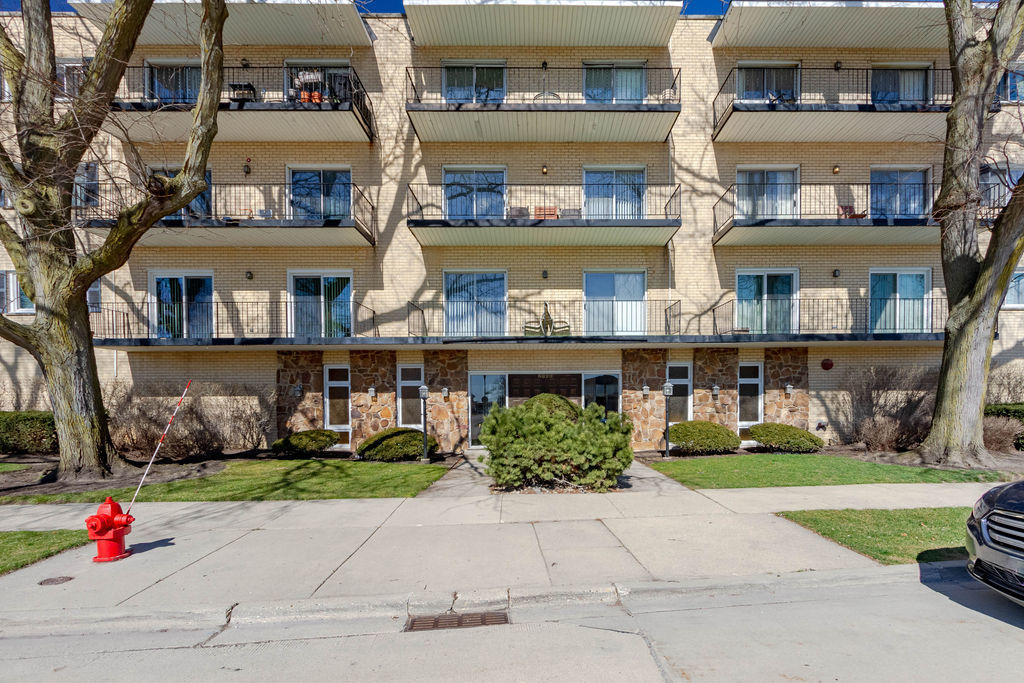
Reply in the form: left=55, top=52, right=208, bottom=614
left=126, top=380, right=192, bottom=515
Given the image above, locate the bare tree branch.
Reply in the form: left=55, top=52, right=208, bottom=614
left=0, top=20, right=26, bottom=106
left=17, top=0, right=57, bottom=174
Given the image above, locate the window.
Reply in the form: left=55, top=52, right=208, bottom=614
left=736, top=270, right=798, bottom=334
left=443, top=64, right=505, bottom=104
left=286, top=64, right=352, bottom=102
left=584, top=271, right=646, bottom=335
left=149, top=273, right=213, bottom=338
left=87, top=279, right=102, bottom=314
left=73, top=163, right=99, bottom=207
left=151, top=168, right=211, bottom=219
left=444, top=271, right=506, bottom=336
left=398, top=365, right=425, bottom=428
left=583, top=373, right=620, bottom=414
left=323, top=365, right=351, bottom=447
left=584, top=64, right=645, bottom=104
left=735, top=168, right=798, bottom=219
left=470, top=374, right=507, bottom=444
left=290, top=169, right=351, bottom=220
left=997, top=64, right=1024, bottom=102
left=666, top=363, right=692, bottom=425
left=871, top=67, right=929, bottom=105
left=869, top=269, right=930, bottom=333
left=736, top=65, right=797, bottom=102
left=1, top=271, right=34, bottom=314
left=738, top=363, right=763, bottom=438
left=870, top=168, right=930, bottom=219
left=290, top=272, right=352, bottom=338
left=1005, top=270, right=1024, bottom=309
left=56, top=59, right=90, bottom=98
left=147, top=64, right=201, bottom=104
left=443, top=169, right=505, bottom=220
left=981, top=166, right=1023, bottom=208
left=583, top=169, right=645, bottom=219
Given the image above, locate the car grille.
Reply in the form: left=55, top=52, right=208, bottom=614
left=986, top=510, right=1024, bottom=556
left=973, top=559, right=1024, bottom=595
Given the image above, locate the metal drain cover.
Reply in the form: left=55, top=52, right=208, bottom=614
left=405, top=611, right=510, bottom=632
left=38, top=576, right=74, bottom=586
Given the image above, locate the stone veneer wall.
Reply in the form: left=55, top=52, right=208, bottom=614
left=764, top=347, right=810, bottom=429
left=350, top=350, right=397, bottom=447
left=424, top=350, right=469, bottom=454
left=622, top=348, right=668, bottom=451
left=693, top=348, right=739, bottom=430
left=276, top=350, right=325, bottom=436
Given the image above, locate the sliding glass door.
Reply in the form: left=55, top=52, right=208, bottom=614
left=291, top=274, right=352, bottom=338
left=444, top=272, right=507, bottom=336
left=584, top=65, right=645, bottom=104
left=871, top=68, right=928, bottom=105
left=583, top=170, right=645, bottom=219
left=151, top=275, right=213, bottom=339
left=870, top=169, right=929, bottom=219
left=584, top=272, right=646, bottom=335
left=736, top=271, right=797, bottom=334
left=444, top=169, right=506, bottom=220
left=736, top=169, right=798, bottom=219
left=869, top=271, right=929, bottom=333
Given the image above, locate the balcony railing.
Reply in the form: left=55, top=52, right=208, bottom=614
left=74, top=182, right=376, bottom=243
left=405, top=67, right=681, bottom=105
left=113, top=65, right=374, bottom=136
left=89, top=299, right=379, bottom=341
left=702, top=297, right=948, bottom=336
left=407, top=184, right=682, bottom=222
left=712, top=67, right=954, bottom=128
left=407, top=299, right=683, bottom=338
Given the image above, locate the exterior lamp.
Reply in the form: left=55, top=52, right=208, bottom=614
left=368, top=386, right=376, bottom=402
left=712, top=384, right=720, bottom=401
left=642, top=384, right=650, bottom=400
left=418, top=385, right=429, bottom=463
left=441, top=386, right=450, bottom=400
left=662, top=382, right=673, bottom=459
left=785, top=383, right=794, bottom=398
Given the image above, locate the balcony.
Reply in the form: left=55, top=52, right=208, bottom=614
left=712, top=68, right=954, bottom=142
left=107, top=65, right=374, bottom=142
left=70, top=0, right=373, bottom=46
left=406, top=183, right=681, bottom=246
left=405, top=67, right=680, bottom=142
left=404, top=0, right=683, bottom=47
left=78, top=182, right=376, bottom=247
left=407, top=299, right=683, bottom=339
left=711, top=182, right=940, bottom=246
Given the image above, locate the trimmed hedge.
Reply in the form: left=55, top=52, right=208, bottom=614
left=748, top=423, right=823, bottom=453
left=356, top=427, right=439, bottom=462
left=480, top=401, right=633, bottom=492
left=667, top=421, right=740, bottom=456
left=0, top=411, right=58, bottom=455
left=271, top=429, right=340, bottom=456
left=984, top=404, right=1024, bottom=450
left=521, top=393, right=581, bottom=423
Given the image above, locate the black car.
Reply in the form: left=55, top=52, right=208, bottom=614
left=967, top=481, right=1024, bottom=606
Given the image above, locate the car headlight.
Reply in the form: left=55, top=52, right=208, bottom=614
left=973, top=495, right=993, bottom=520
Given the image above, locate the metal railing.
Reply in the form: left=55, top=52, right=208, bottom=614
left=405, top=66, right=680, bottom=105
left=701, top=297, right=948, bottom=336
left=712, top=67, right=954, bottom=128
left=407, top=299, right=684, bottom=337
left=89, top=299, right=378, bottom=340
left=74, top=182, right=376, bottom=242
left=113, top=64, right=374, bottom=135
left=711, top=182, right=941, bottom=235
left=407, top=183, right=681, bottom=222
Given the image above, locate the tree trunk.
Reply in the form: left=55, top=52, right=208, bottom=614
left=36, top=300, right=120, bottom=479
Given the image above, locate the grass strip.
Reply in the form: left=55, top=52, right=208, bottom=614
left=0, top=530, right=90, bottom=575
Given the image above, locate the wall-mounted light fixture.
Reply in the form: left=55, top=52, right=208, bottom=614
left=833, top=61, right=842, bottom=71
left=241, top=58, right=250, bottom=69
left=243, top=158, right=252, bottom=175
left=712, top=384, right=720, bottom=401
left=368, top=386, right=376, bottom=402
left=832, top=165, right=840, bottom=175
left=785, top=383, right=794, bottom=398
left=541, top=165, right=548, bottom=175
left=245, top=271, right=253, bottom=280
left=832, top=269, right=841, bottom=278
left=642, top=384, right=650, bottom=400
left=441, top=387, right=450, bottom=400
left=542, top=270, right=548, bottom=279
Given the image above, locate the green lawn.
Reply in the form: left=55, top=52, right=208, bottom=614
left=0, top=459, right=448, bottom=504
left=0, top=530, right=90, bottom=575
left=650, top=453, right=1004, bottom=489
left=779, top=507, right=972, bottom=565
left=0, top=463, right=29, bottom=474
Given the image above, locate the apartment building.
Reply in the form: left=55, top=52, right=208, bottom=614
left=2, top=0, right=1023, bottom=453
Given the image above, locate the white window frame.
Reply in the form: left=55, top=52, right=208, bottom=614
left=870, top=62, right=935, bottom=104
left=146, top=269, right=215, bottom=339
left=666, top=362, right=693, bottom=425
left=582, top=166, right=647, bottom=220
left=440, top=60, right=507, bottom=104
left=582, top=372, right=622, bottom=413
left=73, top=162, right=100, bottom=208
left=738, top=362, right=764, bottom=434
left=582, top=269, right=648, bottom=336
left=582, top=62, right=648, bottom=104
left=441, top=166, right=507, bottom=220
left=144, top=59, right=202, bottom=102
left=286, top=165, right=352, bottom=220
left=287, top=269, right=354, bottom=338
left=2, top=271, right=34, bottom=314
left=735, top=268, right=800, bottom=333
left=283, top=60, right=351, bottom=103
left=323, top=364, right=352, bottom=447
left=734, top=61, right=800, bottom=103
left=735, top=165, right=800, bottom=219
left=397, top=364, right=425, bottom=428
left=86, top=279, right=102, bottom=314
left=442, top=269, right=509, bottom=337
left=1004, top=268, right=1024, bottom=310
left=869, top=165, right=933, bottom=219
left=868, top=267, right=933, bottom=331
left=998, top=61, right=1024, bottom=103
left=55, top=58, right=90, bottom=100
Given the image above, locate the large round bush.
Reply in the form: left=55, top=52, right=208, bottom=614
left=668, top=420, right=740, bottom=456
left=521, top=393, right=581, bottom=423
left=479, top=401, right=632, bottom=492
left=357, top=427, right=438, bottom=462
left=748, top=423, right=823, bottom=453
left=0, top=411, right=58, bottom=454
left=271, top=429, right=340, bottom=456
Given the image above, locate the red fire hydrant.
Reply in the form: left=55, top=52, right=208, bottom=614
left=84, top=497, right=135, bottom=562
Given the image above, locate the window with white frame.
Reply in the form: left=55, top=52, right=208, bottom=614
left=56, top=59, right=90, bottom=99
left=150, top=168, right=211, bottom=219
left=0, top=273, right=99, bottom=314
left=87, top=279, right=102, bottom=313
left=583, top=168, right=646, bottom=219
left=147, top=63, right=201, bottom=104
left=998, top=63, right=1024, bottom=102
left=398, top=364, right=425, bottom=427
left=869, top=269, right=930, bottom=333
left=735, top=63, right=798, bottom=102
left=584, top=63, right=646, bottom=104
left=735, top=167, right=798, bottom=219
left=584, top=271, right=646, bottom=336
left=736, top=269, right=798, bottom=334
left=666, top=363, right=692, bottom=425
left=870, top=168, right=930, bottom=218
left=1004, top=269, right=1024, bottom=309
left=738, top=362, right=763, bottom=438
left=981, top=166, right=1023, bottom=208
left=444, top=168, right=505, bottom=220
left=290, top=271, right=352, bottom=338
left=870, top=64, right=931, bottom=105
left=443, top=62, right=505, bottom=103
left=149, top=272, right=213, bottom=339
left=289, top=169, right=351, bottom=220
left=323, top=365, right=351, bottom=447
left=73, top=163, right=99, bottom=207
left=444, top=271, right=506, bottom=336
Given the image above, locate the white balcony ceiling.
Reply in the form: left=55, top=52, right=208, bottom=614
left=714, top=110, right=947, bottom=143
left=405, top=0, right=683, bottom=46
left=712, top=1, right=953, bottom=49
left=70, top=0, right=373, bottom=46
left=407, top=108, right=679, bottom=142
left=86, top=224, right=373, bottom=247
left=106, top=109, right=371, bottom=142
left=713, top=223, right=939, bottom=247
left=409, top=224, right=680, bottom=247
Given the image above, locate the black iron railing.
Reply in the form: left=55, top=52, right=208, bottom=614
left=74, top=182, right=376, bottom=243
left=407, top=183, right=681, bottom=222
left=712, top=67, right=954, bottom=128
left=701, top=297, right=948, bottom=336
left=89, top=299, right=378, bottom=340
left=407, top=299, right=683, bottom=337
left=405, top=66, right=680, bottom=105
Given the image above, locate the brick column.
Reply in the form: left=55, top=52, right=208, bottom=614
left=693, top=348, right=739, bottom=430
left=764, top=347, right=809, bottom=429
left=622, top=348, right=668, bottom=451
left=424, top=350, right=469, bottom=454
left=350, top=350, right=397, bottom=447
left=275, top=350, right=325, bottom=437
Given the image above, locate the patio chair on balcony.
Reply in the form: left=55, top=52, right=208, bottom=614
left=534, top=206, right=558, bottom=219
left=561, top=208, right=582, bottom=219
left=838, top=204, right=867, bottom=219
left=509, top=206, right=529, bottom=219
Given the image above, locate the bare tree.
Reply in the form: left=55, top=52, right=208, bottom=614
left=0, top=0, right=227, bottom=479
left=917, top=0, right=1024, bottom=467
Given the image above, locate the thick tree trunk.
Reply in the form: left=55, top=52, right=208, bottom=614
left=36, top=301, right=120, bottom=479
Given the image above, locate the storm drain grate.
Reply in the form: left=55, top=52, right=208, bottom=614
left=404, top=611, right=510, bottom=632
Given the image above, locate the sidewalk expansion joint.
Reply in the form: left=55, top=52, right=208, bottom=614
left=309, top=498, right=404, bottom=597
